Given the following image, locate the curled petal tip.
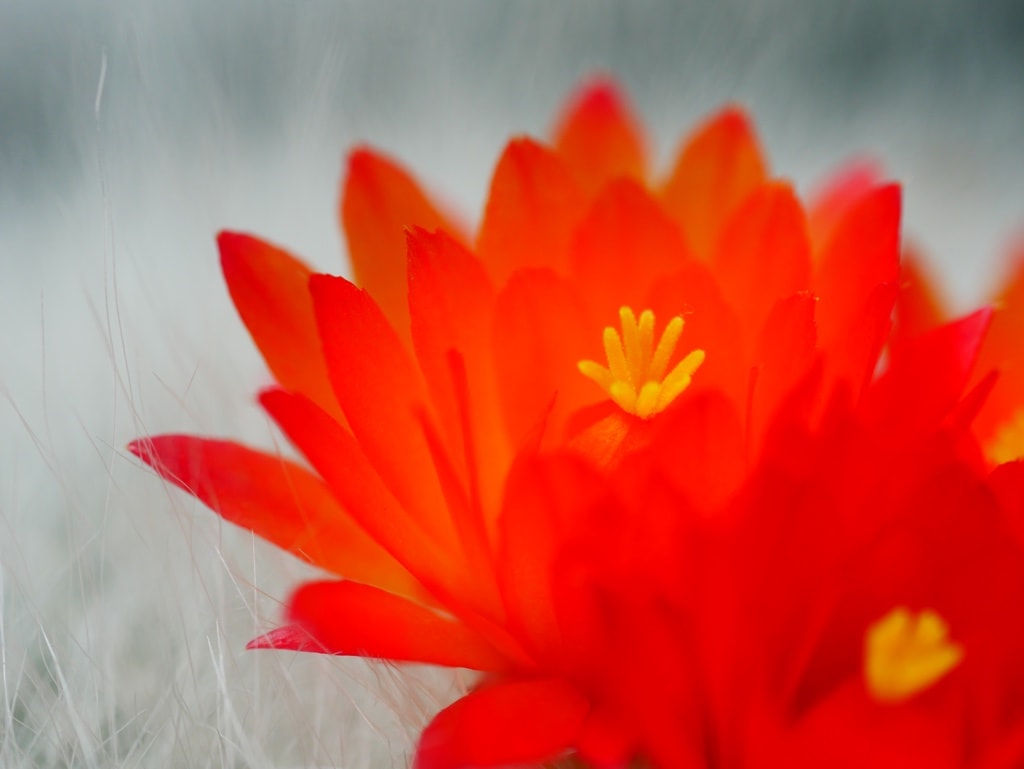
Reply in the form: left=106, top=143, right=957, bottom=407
left=246, top=625, right=318, bottom=652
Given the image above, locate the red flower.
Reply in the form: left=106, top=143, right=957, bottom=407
left=129, top=79, right=1022, bottom=768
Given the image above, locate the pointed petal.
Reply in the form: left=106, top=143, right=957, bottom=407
left=218, top=232, right=343, bottom=423
left=973, top=249, right=1024, bottom=452
left=807, top=159, right=883, bottom=254
left=552, top=78, right=648, bottom=196
left=258, top=388, right=461, bottom=600
left=341, top=147, right=464, bottom=343
left=476, top=139, right=588, bottom=286
left=864, top=309, right=993, bottom=439
left=252, top=580, right=507, bottom=671
left=407, top=228, right=509, bottom=529
left=309, top=274, right=457, bottom=553
left=712, top=182, right=813, bottom=343
left=660, top=106, right=767, bottom=261
left=128, top=436, right=421, bottom=597
left=414, top=679, right=589, bottom=769
left=568, top=178, right=690, bottom=324
left=813, top=184, right=901, bottom=351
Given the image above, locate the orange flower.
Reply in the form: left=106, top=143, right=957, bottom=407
left=129, top=80, right=1017, bottom=768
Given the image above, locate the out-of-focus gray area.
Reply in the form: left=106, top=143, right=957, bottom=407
left=0, top=2, right=1021, bottom=767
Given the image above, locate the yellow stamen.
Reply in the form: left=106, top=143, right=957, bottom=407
left=578, top=307, right=705, bottom=419
left=865, top=607, right=963, bottom=703
left=986, top=408, right=1024, bottom=464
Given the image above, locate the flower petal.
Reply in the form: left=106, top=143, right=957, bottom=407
left=251, top=580, right=508, bottom=671
left=552, top=78, right=648, bottom=197
left=712, top=181, right=813, bottom=343
left=807, top=159, right=883, bottom=254
left=127, top=436, right=421, bottom=598
left=258, top=388, right=461, bottom=600
left=492, top=269, right=597, bottom=448
left=341, top=147, right=464, bottom=343
left=414, top=679, right=590, bottom=769
left=813, top=184, right=901, bottom=352
left=864, top=309, right=992, bottom=440
left=309, top=274, right=457, bottom=554
left=407, top=227, right=509, bottom=531
left=218, top=232, right=343, bottom=423
left=660, top=106, right=767, bottom=261
left=568, top=178, right=691, bottom=324
left=476, top=139, right=588, bottom=286
left=750, top=293, right=818, bottom=450
left=973, top=249, right=1024, bottom=452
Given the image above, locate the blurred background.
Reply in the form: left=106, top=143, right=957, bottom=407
left=1, top=1, right=1022, bottom=767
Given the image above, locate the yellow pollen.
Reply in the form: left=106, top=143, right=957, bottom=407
left=986, top=408, right=1024, bottom=464
left=578, top=307, right=705, bottom=419
left=865, top=607, right=963, bottom=703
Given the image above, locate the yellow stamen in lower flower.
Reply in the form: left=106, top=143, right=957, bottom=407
left=865, top=607, right=963, bottom=703
left=578, top=307, right=705, bottom=419
left=986, top=408, right=1024, bottom=464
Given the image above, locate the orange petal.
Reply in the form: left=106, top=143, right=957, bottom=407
left=660, top=106, right=767, bottom=261
left=407, top=228, right=509, bottom=533
left=892, top=247, right=947, bottom=358
left=646, top=262, right=746, bottom=405
left=568, top=178, right=691, bottom=324
left=250, top=580, right=508, bottom=671
left=973, top=250, right=1024, bottom=449
left=807, top=159, right=883, bottom=255
left=128, top=436, right=421, bottom=598
left=309, top=274, right=457, bottom=554
left=340, top=147, right=464, bottom=344
left=218, top=232, right=343, bottom=423
left=712, top=182, right=813, bottom=344
left=492, top=269, right=597, bottom=448
left=258, top=388, right=461, bottom=601
left=552, top=78, right=648, bottom=197
left=414, top=679, right=590, bottom=769
left=813, top=184, right=901, bottom=352
left=476, top=139, right=588, bottom=286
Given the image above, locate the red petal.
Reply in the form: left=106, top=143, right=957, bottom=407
left=407, top=228, right=509, bottom=528
left=660, top=106, right=767, bottom=262
left=813, top=184, right=901, bottom=352
left=476, top=139, right=588, bottom=286
left=864, top=309, right=992, bottom=439
left=497, top=454, right=620, bottom=661
left=568, top=178, right=691, bottom=324
left=341, top=148, right=465, bottom=343
left=252, top=580, right=508, bottom=671
left=128, top=436, right=421, bottom=598
left=414, top=679, right=589, bottom=769
left=492, top=269, right=597, bottom=449
left=258, top=388, right=460, bottom=599
left=552, top=78, right=648, bottom=197
left=807, top=159, right=883, bottom=254
left=749, top=293, right=818, bottom=450
left=712, top=182, right=813, bottom=344
left=218, top=232, right=343, bottom=423
left=309, top=274, right=457, bottom=554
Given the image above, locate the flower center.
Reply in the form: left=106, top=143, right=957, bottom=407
left=986, top=408, right=1024, bottom=464
left=578, top=307, right=705, bottom=420
left=865, top=607, right=963, bottom=703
